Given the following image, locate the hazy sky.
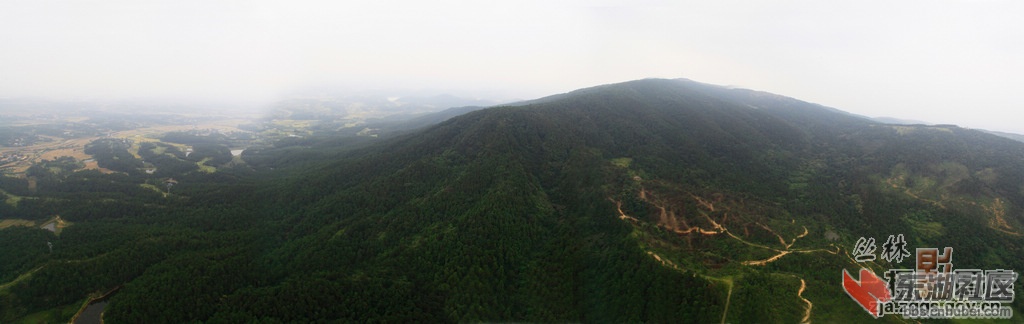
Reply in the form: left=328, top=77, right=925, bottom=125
left=2, top=0, right=1023, bottom=132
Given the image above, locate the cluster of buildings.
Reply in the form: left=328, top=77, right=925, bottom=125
left=0, top=152, right=27, bottom=165
left=7, top=137, right=28, bottom=147
left=0, top=152, right=29, bottom=174
left=4, top=135, right=47, bottom=147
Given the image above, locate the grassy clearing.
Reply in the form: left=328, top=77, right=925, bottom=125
left=273, top=119, right=313, bottom=128
left=140, top=183, right=164, bottom=194
left=39, top=216, right=71, bottom=236
left=1, top=189, right=23, bottom=206
left=891, top=125, right=918, bottom=135
left=197, top=157, right=216, bottom=173
left=11, top=300, right=81, bottom=324
left=906, top=218, right=945, bottom=239
left=39, top=147, right=92, bottom=161
left=150, top=144, right=167, bottom=155
left=610, top=157, right=632, bottom=168
left=0, top=218, right=36, bottom=229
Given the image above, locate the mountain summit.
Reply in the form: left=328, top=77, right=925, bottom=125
left=2, top=78, right=1022, bottom=322
left=247, top=78, right=1023, bottom=322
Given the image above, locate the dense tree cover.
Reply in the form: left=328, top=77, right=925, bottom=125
left=26, top=156, right=83, bottom=179
left=186, top=143, right=233, bottom=166
left=84, top=138, right=144, bottom=174
left=0, top=174, right=32, bottom=196
left=1, top=79, right=1023, bottom=322
left=138, top=141, right=200, bottom=177
left=0, top=227, right=53, bottom=283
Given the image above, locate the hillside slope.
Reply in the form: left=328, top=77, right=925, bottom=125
left=2, top=78, right=1022, bottom=323
left=219, top=78, right=1024, bottom=322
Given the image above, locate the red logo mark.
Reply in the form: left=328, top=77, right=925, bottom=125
left=842, top=268, right=892, bottom=318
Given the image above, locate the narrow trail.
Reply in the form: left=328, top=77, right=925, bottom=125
left=798, top=278, right=812, bottom=324
left=692, top=194, right=717, bottom=212
left=741, top=250, right=791, bottom=266
left=618, top=189, right=838, bottom=267
left=724, top=229, right=782, bottom=253
left=887, top=176, right=946, bottom=208
left=982, top=198, right=1023, bottom=236
left=991, top=227, right=1024, bottom=236
left=788, top=226, right=809, bottom=249
left=0, top=266, right=44, bottom=291
left=647, top=251, right=679, bottom=269
left=792, top=246, right=839, bottom=255
left=759, top=222, right=789, bottom=247
left=612, top=199, right=640, bottom=222
left=670, top=226, right=721, bottom=235
left=888, top=176, right=1024, bottom=237
left=646, top=251, right=732, bottom=324
left=613, top=194, right=721, bottom=235
left=703, top=212, right=725, bottom=232
left=720, top=281, right=733, bottom=324
left=0, top=255, right=108, bottom=292
left=616, top=187, right=836, bottom=323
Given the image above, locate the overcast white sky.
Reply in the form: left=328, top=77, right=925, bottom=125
left=2, top=0, right=1022, bottom=132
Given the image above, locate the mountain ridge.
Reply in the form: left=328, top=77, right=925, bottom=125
left=257, top=78, right=1023, bottom=322
left=2, top=78, right=1022, bottom=323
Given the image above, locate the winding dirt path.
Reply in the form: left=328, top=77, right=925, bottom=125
left=983, top=198, right=1023, bottom=236
left=889, top=175, right=1023, bottom=236
left=621, top=189, right=835, bottom=266
left=612, top=199, right=640, bottom=222
left=720, top=280, right=733, bottom=324
left=741, top=251, right=791, bottom=266
left=887, top=176, right=946, bottom=208
left=788, top=226, right=808, bottom=249
left=798, top=278, right=812, bottom=323
left=645, top=251, right=733, bottom=323
left=615, top=187, right=836, bottom=322
left=724, top=229, right=779, bottom=252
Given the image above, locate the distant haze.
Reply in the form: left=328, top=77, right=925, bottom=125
left=2, top=1, right=1023, bottom=133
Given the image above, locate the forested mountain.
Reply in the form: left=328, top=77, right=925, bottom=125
left=1, top=78, right=1022, bottom=322
left=985, top=130, right=1024, bottom=143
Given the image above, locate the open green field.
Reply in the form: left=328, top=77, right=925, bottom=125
left=0, top=218, right=35, bottom=229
